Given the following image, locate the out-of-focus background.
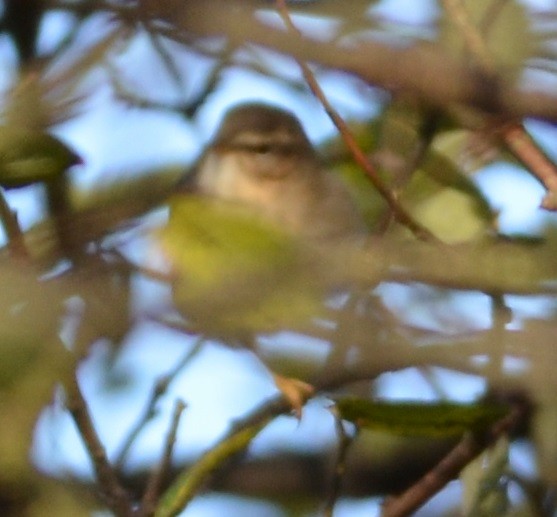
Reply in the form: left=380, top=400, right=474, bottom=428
left=2, top=0, right=557, bottom=515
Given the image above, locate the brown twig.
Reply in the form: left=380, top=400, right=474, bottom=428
left=381, top=405, right=523, bottom=517
left=275, top=0, right=439, bottom=243
left=441, top=0, right=557, bottom=211
left=115, top=337, right=204, bottom=469
left=49, top=0, right=557, bottom=123
left=500, top=123, right=557, bottom=210
left=323, top=406, right=355, bottom=517
left=140, top=399, right=187, bottom=517
left=0, top=188, right=30, bottom=260
left=65, top=373, right=133, bottom=516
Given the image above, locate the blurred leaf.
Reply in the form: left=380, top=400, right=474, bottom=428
left=159, top=196, right=327, bottom=337
left=71, top=165, right=182, bottom=212
left=439, top=0, right=532, bottom=80
left=326, top=100, right=495, bottom=241
left=533, top=402, right=557, bottom=485
left=400, top=153, right=496, bottom=243
left=335, top=398, right=509, bottom=437
left=460, top=437, right=510, bottom=517
left=26, top=480, right=96, bottom=517
left=334, top=160, right=388, bottom=231
left=0, top=263, right=70, bottom=485
left=3, top=27, right=124, bottom=129
left=321, top=119, right=389, bottom=230
left=0, top=126, right=81, bottom=189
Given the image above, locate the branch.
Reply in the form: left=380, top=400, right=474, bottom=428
left=440, top=0, right=557, bottom=211
left=65, top=373, right=133, bottom=517
left=154, top=420, right=267, bottom=517
left=323, top=407, right=355, bottom=517
left=165, top=0, right=557, bottom=123
left=140, top=399, right=186, bottom=517
left=381, top=405, right=523, bottom=517
left=499, top=123, right=557, bottom=211
left=276, top=0, right=439, bottom=243
left=115, top=338, right=204, bottom=469
left=0, top=188, right=29, bottom=260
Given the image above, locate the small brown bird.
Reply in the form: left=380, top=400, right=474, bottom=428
left=163, top=103, right=367, bottom=411
left=186, top=102, right=365, bottom=243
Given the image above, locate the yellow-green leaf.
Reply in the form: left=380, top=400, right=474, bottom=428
left=0, top=126, right=81, bottom=188
left=335, top=398, right=509, bottom=437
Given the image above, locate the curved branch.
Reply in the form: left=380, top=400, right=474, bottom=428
left=167, top=0, right=557, bottom=122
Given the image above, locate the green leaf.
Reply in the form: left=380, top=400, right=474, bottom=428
left=335, top=398, right=509, bottom=437
left=400, top=151, right=496, bottom=243
left=0, top=126, right=81, bottom=189
left=373, top=100, right=496, bottom=242
left=439, top=0, right=532, bottom=81
left=0, top=263, right=70, bottom=484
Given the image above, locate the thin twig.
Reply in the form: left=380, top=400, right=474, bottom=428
left=381, top=405, right=523, bottom=517
left=0, top=188, right=30, bottom=260
left=140, top=399, right=187, bottom=517
left=115, top=337, right=204, bottom=469
left=155, top=349, right=520, bottom=517
left=487, top=294, right=511, bottom=381
left=500, top=123, right=557, bottom=210
left=323, top=406, right=355, bottom=517
left=65, top=373, right=133, bottom=517
left=275, top=0, right=439, bottom=243
left=441, top=0, right=557, bottom=211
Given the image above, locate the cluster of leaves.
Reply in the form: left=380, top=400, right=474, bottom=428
left=1, top=1, right=557, bottom=516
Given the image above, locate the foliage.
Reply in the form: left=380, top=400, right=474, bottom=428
left=0, top=1, right=556, bottom=516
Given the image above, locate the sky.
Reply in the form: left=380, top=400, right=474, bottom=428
left=4, top=1, right=557, bottom=515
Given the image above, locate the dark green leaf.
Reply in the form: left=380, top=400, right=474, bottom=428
left=0, top=126, right=81, bottom=188
left=336, top=398, right=509, bottom=437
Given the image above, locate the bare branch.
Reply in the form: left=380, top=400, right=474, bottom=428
left=441, top=0, right=557, bottom=211
left=164, top=0, right=557, bottom=123
left=381, top=405, right=523, bottom=517
left=0, top=188, right=30, bottom=260
left=115, top=338, right=204, bottom=469
left=65, top=373, right=133, bottom=517
left=140, top=399, right=186, bottom=516
left=275, top=0, right=439, bottom=242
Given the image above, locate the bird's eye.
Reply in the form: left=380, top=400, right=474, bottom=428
left=251, top=144, right=272, bottom=154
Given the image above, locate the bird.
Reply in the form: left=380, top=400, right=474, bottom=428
left=158, top=103, right=367, bottom=410
left=187, top=102, right=365, bottom=242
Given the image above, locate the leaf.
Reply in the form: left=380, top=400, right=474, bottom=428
left=533, top=402, right=557, bottom=484
left=439, top=0, right=532, bottom=81
left=0, top=126, right=81, bottom=189
left=373, top=100, right=496, bottom=242
left=335, top=398, right=509, bottom=437
left=0, top=263, right=70, bottom=484
left=400, top=152, right=496, bottom=243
